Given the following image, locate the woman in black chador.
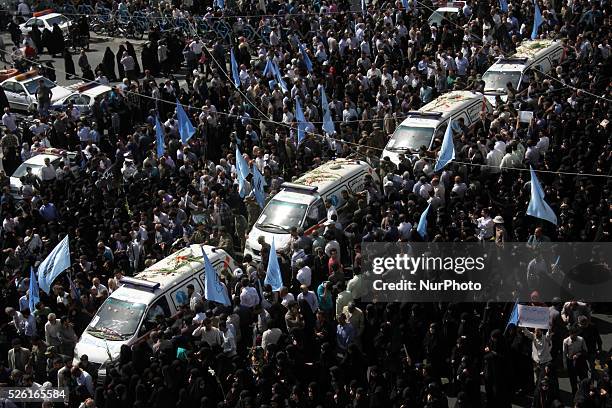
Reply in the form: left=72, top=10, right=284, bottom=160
left=125, top=41, right=141, bottom=77
left=102, top=47, right=117, bottom=81
left=63, top=49, right=75, bottom=80
left=116, top=44, right=126, bottom=80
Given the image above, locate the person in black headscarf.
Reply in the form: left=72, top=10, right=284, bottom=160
left=102, top=47, right=116, bottom=82
left=51, top=23, right=64, bottom=57
left=140, top=42, right=154, bottom=75
left=116, top=44, right=126, bottom=80
left=30, top=26, right=42, bottom=54
left=41, top=27, right=53, bottom=55
left=125, top=41, right=141, bottom=77
left=63, top=49, right=75, bottom=80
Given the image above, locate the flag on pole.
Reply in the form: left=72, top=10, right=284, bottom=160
left=499, top=0, right=508, bottom=12
left=230, top=48, right=241, bottom=88
left=264, top=238, right=283, bottom=291
left=155, top=116, right=165, bottom=157
left=67, top=273, right=80, bottom=300
left=272, top=62, right=288, bottom=92
left=417, top=204, right=430, bottom=239
left=361, top=0, right=367, bottom=15
left=434, top=118, right=455, bottom=172
left=298, top=42, right=313, bottom=73
left=28, top=267, right=39, bottom=312
left=402, top=0, right=410, bottom=10
left=202, top=247, right=231, bottom=306
left=531, top=1, right=543, bottom=40
left=320, top=85, right=336, bottom=135
left=176, top=100, right=195, bottom=145
left=506, top=299, right=519, bottom=329
left=252, top=164, right=266, bottom=208
left=37, top=235, right=71, bottom=295
left=527, top=166, right=558, bottom=225
left=263, top=59, right=273, bottom=77
left=235, top=146, right=250, bottom=198
left=295, top=98, right=307, bottom=144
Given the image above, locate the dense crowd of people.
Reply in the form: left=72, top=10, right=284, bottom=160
left=0, top=0, right=610, bottom=406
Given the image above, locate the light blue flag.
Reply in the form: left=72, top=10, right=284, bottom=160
left=320, top=86, right=336, bottom=135
left=417, top=204, right=430, bottom=239
left=252, top=164, right=266, bottom=208
left=235, top=146, right=250, bottom=198
left=531, top=1, right=543, bottom=40
left=298, top=42, right=313, bottom=73
left=263, top=59, right=274, bottom=77
left=295, top=98, right=307, bottom=144
left=361, top=0, right=366, bottom=15
left=28, top=267, right=39, bottom=312
left=434, top=118, right=455, bottom=172
left=527, top=166, right=558, bottom=225
left=506, top=299, right=519, bottom=329
left=230, top=48, right=241, bottom=88
left=67, top=273, right=79, bottom=300
left=402, top=0, right=410, bottom=10
left=499, top=0, right=508, bottom=12
left=37, top=235, right=71, bottom=295
left=264, top=238, right=283, bottom=291
left=176, top=100, right=195, bottom=145
left=272, top=62, right=288, bottom=92
left=155, top=116, right=165, bottom=157
left=202, top=247, right=231, bottom=306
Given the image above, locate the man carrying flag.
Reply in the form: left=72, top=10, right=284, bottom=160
left=434, top=118, right=455, bottom=172
left=155, top=116, right=165, bottom=157
left=202, top=247, right=231, bottom=306
left=28, top=267, right=40, bottom=312
left=527, top=166, right=558, bottom=225
left=264, top=238, right=283, bottom=291
left=531, top=0, right=544, bottom=40
left=176, top=100, right=196, bottom=145
left=37, top=235, right=71, bottom=295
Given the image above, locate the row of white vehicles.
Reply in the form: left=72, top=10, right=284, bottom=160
left=72, top=158, right=379, bottom=380
left=381, top=39, right=562, bottom=163
left=69, top=39, right=563, bottom=381
left=1, top=70, right=111, bottom=115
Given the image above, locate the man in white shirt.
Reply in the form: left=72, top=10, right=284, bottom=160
left=45, top=313, right=62, bottom=347
left=475, top=208, right=494, bottom=240
left=2, top=107, right=18, bottom=134
left=189, top=37, right=203, bottom=61
left=41, top=158, right=56, bottom=182
left=192, top=318, right=223, bottom=347
left=71, top=366, right=94, bottom=396
left=297, top=285, right=318, bottom=313
left=219, top=320, right=237, bottom=357
left=454, top=52, right=469, bottom=76
left=239, top=281, right=259, bottom=308
left=296, top=260, right=312, bottom=287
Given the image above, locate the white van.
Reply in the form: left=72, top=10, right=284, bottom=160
left=73, top=245, right=237, bottom=381
left=428, top=1, right=465, bottom=27
left=381, top=91, right=492, bottom=164
left=482, top=39, right=563, bottom=105
left=244, top=158, right=379, bottom=261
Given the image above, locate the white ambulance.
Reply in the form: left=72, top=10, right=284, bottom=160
left=482, top=39, right=564, bottom=105
left=381, top=91, right=493, bottom=165
left=244, top=158, right=380, bottom=261
left=73, top=245, right=237, bottom=382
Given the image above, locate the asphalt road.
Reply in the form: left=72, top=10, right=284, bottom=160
left=0, top=32, right=151, bottom=87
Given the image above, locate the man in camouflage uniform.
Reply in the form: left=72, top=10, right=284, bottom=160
left=217, top=226, right=234, bottom=257
left=233, top=208, right=248, bottom=253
